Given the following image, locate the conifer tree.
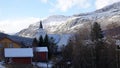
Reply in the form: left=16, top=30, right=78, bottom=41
left=48, top=37, right=56, bottom=59
left=44, top=34, right=49, bottom=46
left=38, top=35, right=44, bottom=46
left=91, top=22, right=104, bottom=68
left=32, top=38, right=38, bottom=47
left=91, top=22, right=104, bottom=42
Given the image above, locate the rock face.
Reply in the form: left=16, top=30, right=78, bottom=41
left=17, top=2, right=120, bottom=38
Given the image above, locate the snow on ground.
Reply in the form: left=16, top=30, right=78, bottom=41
left=48, top=34, right=61, bottom=44
left=37, top=62, right=53, bottom=68
left=49, top=34, right=71, bottom=47
left=32, top=62, right=53, bottom=68
left=116, top=40, right=120, bottom=46
left=0, top=62, right=5, bottom=68
left=57, top=34, right=71, bottom=46
left=56, top=34, right=71, bottom=51
left=0, top=65, right=5, bottom=68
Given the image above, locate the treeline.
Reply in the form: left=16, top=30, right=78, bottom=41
left=60, top=22, right=119, bottom=68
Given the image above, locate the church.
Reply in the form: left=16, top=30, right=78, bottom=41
left=32, top=21, right=48, bottom=62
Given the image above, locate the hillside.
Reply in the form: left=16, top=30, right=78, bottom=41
left=17, top=2, right=120, bottom=38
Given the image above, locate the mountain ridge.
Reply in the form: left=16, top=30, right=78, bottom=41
left=17, top=2, right=120, bottom=40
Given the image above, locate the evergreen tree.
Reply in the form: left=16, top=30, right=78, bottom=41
left=48, top=37, right=56, bottom=59
left=49, top=37, right=56, bottom=46
left=91, top=22, right=105, bottom=68
left=91, top=22, right=104, bottom=42
left=32, top=38, right=38, bottom=47
left=38, top=35, right=44, bottom=46
left=44, top=34, right=49, bottom=46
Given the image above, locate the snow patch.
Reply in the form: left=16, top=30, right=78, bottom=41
left=37, top=62, right=53, bottom=68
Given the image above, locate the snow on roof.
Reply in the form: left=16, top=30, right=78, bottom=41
left=4, top=48, right=33, bottom=57
left=35, top=47, right=48, bottom=52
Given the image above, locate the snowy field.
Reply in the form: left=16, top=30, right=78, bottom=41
left=0, top=62, right=5, bottom=68
left=32, top=62, right=53, bottom=68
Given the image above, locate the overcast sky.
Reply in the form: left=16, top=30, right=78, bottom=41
left=0, top=0, right=120, bottom=34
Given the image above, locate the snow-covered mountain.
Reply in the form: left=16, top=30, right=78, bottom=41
left=17, top=15, right=70, bottom=37
left=18, top=2, right=120, bottom=37
left=17, top=2, right=120, bottom=46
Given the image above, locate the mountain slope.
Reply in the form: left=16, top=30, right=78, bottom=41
left=17, top=2, right=120, bottom=46
left=17, top=15, right=70, bottom=37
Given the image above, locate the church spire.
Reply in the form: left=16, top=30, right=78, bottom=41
left=39, top=21, right=43, bottom=29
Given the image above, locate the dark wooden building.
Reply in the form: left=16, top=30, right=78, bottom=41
left=4, top=48, right=33, bottom=64
left=34, top=47, right=48, bottom=62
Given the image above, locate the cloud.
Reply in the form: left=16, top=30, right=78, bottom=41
left=0, top=17, right=40, bottom=34
left=50, top=0, right=91, bottom=12
left=95, top=0, right=120, bottom=9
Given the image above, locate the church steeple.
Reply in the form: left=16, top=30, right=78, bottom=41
left=35, top=20, right=46, bottom=41
left=39, top=21, right=43, bottom=29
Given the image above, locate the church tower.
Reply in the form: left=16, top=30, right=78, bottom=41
left=39, top=21, right=43, bottom=29
left=35, top=21, right=46, bottom=41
